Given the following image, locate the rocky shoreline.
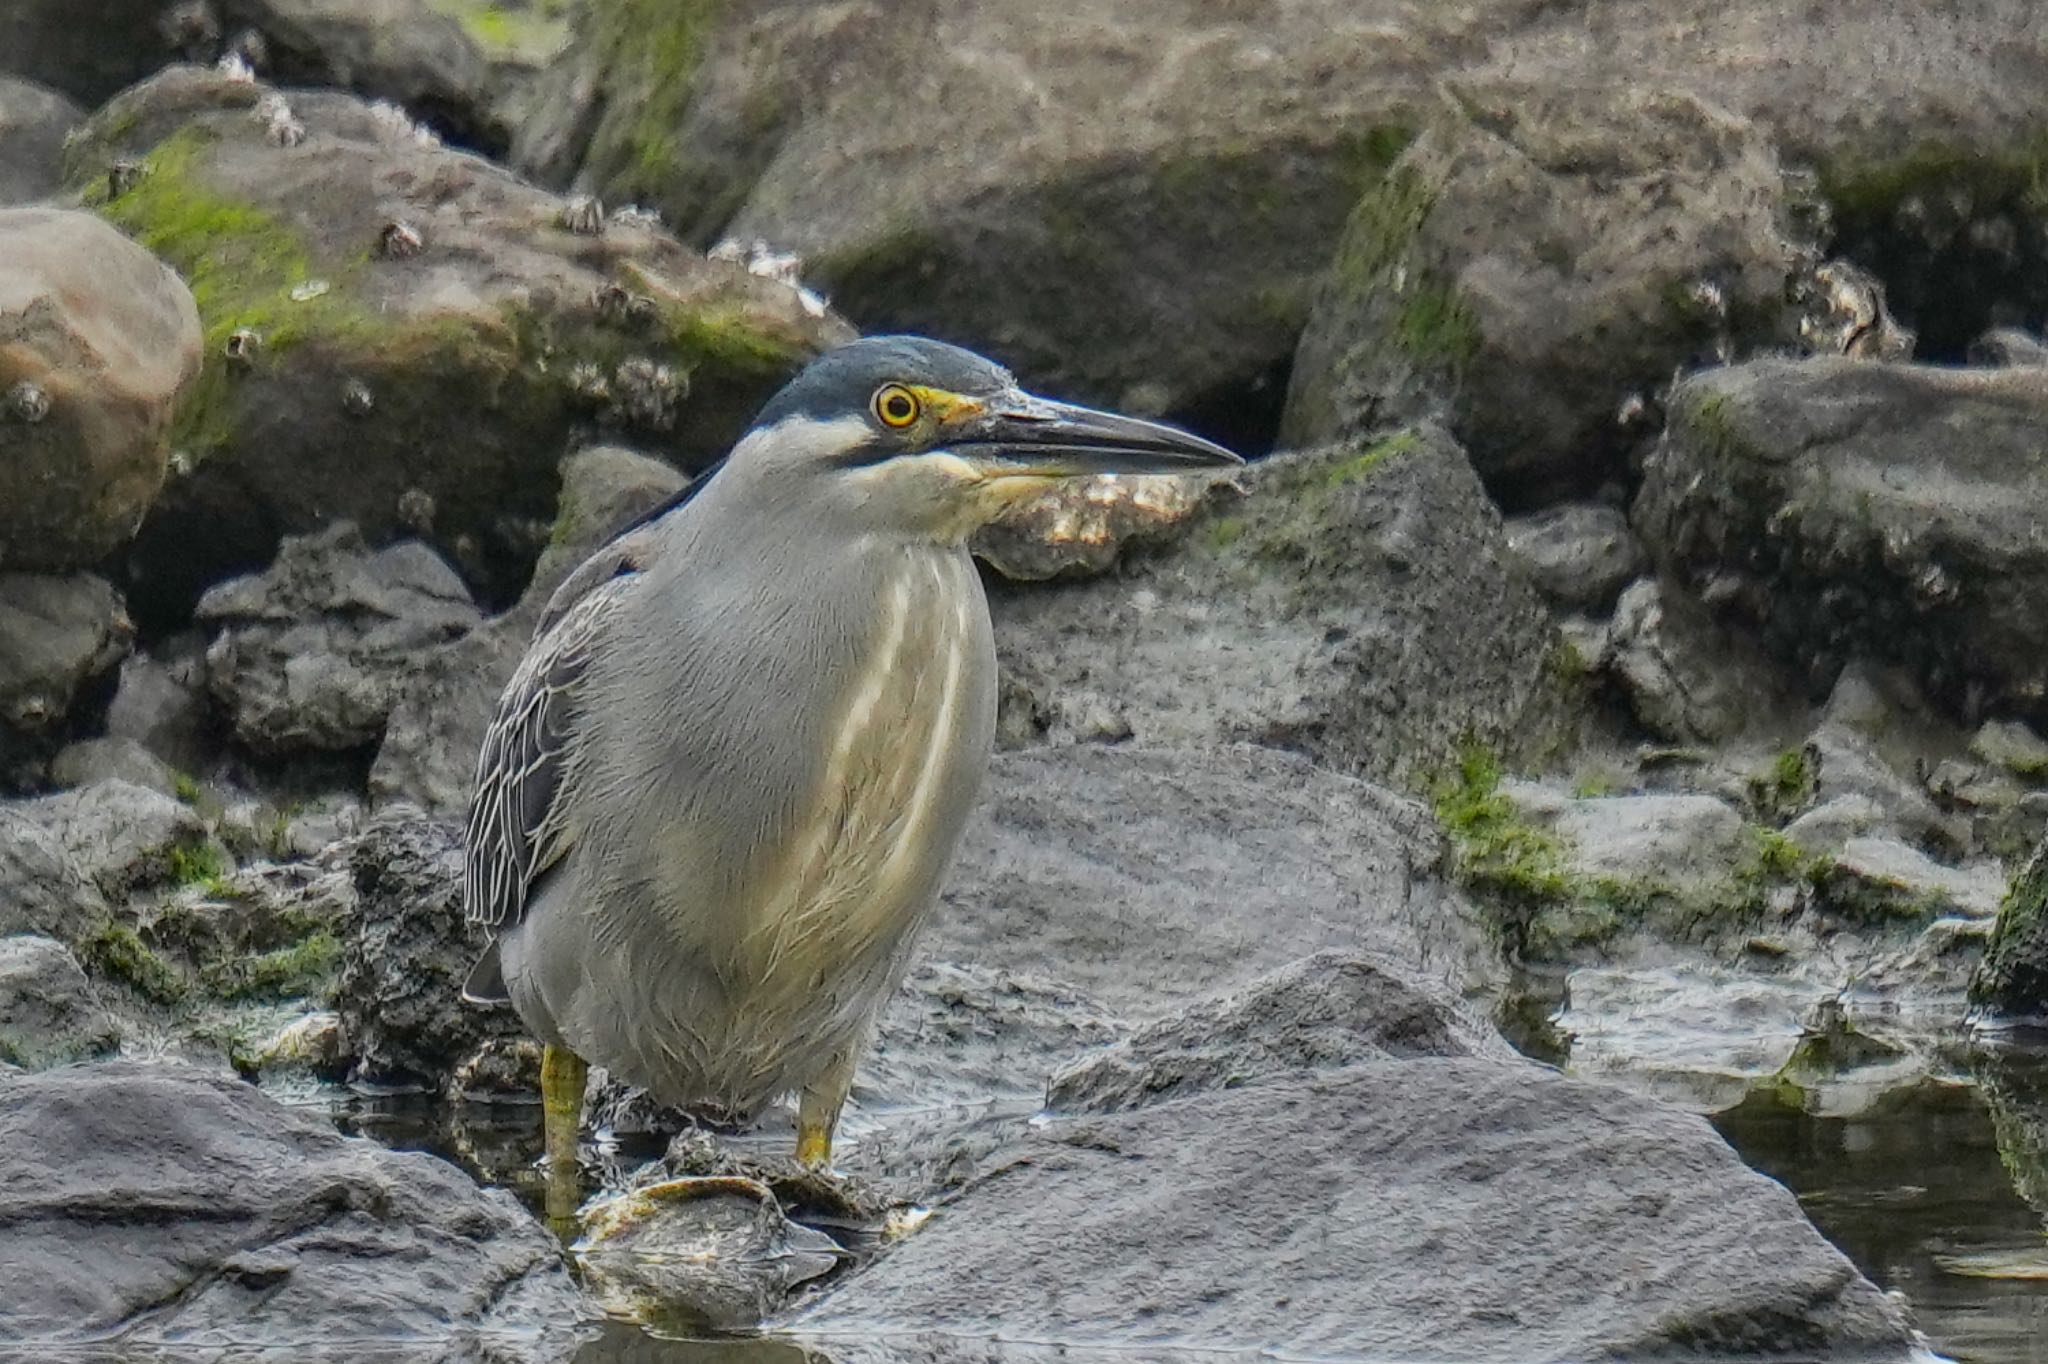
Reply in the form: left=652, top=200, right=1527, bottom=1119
left=5, top=1, right=2048, bottom=1360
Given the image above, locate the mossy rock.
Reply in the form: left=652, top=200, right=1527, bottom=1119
left=66, top=65, right=848, bottom=626
left=1973, top=841, right=2048, bottom=1019
left=1284, top=82, right=1802, bottom=505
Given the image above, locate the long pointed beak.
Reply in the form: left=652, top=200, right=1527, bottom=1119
left=950, top=394, right=1243, bottom=477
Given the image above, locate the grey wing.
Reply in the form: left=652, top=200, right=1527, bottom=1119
left=462, top=570, right=633, bottom=938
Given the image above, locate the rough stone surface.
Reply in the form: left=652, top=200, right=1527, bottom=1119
left=793, top=1062, right=1914, bottom=1362
left=994, top=427, right=1568, bottom=792
left=0, top=207, right=204, bottom=572
left=1818, top=839, right=2007, bottom=922
left=8, top=779, right=204, bottom=909
left=0, top=0, right=179, bottom=105
left=1285, top=83, right=1799, bottom=503
left=1973, top=840, right=2048, bottom=1020
left=1602, top=578, right=1801, bottom=746
left=1046, top=951, right=1510, bottom=1115
left=370, top=444, right=688, bottom=814
left=196, top=523, right=481, bottom=756
left=519, top=0, right=1542, bottom=419
left=1508, top=786, right=1751, bottom=892
left=68, top=66, right=846, bottom=622
left=0, top=811, right=109, bottom=944
left=0, top=934, right=119, bottom=1069
left=103, top=640, right=212, bottom=773
left=973, top=474, right=1220, bottom=583
left=0, top=1060, right=589, bottom=1354
left=49, top=736, right=177, bottom=797
left=1636, top=359, right=2048, bottom=720
left=1504, top=503, right=1647, bottom=612
left=0, top=77, right=81, bottom=204
left=334, top=811, right=521, bottom=1088
left=0, top=574, right=132, bottom=761
left=217, top=0, right=503, bottom=151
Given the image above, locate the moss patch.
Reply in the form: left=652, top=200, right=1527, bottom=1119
left=77, top=922, right=190, bottom=1006
left=200, top=931, right=341, bottom=1003
left=1748, top=746, right=1819, bottom=823
left=575, top=0, right=724, bottom=205
left=427, top=0, right=574, bottom=63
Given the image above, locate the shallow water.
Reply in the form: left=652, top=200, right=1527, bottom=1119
left=331, top=1041, right=2048, bottom=1364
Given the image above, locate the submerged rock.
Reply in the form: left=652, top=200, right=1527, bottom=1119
left=1974, top=840, right=2048, bottom=1021
left=792, top=1061, right=1915, bottom=1362
left=0, top=207, right=203, bottom=572
left=995, top=426, right=1569, bottom=791
left=0, top=1060, right=590, bottom=1355
left=67, top=65, right=845, bottom=622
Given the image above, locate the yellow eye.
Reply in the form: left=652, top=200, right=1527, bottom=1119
left=873, top=383, right=921, bottom=429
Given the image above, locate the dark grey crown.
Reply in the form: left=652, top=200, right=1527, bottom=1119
left=752, top=335, right=1014, bottom=429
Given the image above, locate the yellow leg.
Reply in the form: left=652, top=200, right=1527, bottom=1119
left=796, top=1052, right=855, bottom=1170
left=540, top=1043, right=587, bottom=1238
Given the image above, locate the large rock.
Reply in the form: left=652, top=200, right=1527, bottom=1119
left=1974, top=840, right=2048, bottom=1020
left=1504, top=502, right=1646, bottom=612
left=518, top=0, right=1555, bottom=417
left=993, top=426, right=1568, bottom=791
left=0, top=574, right=132, bottom=770
left=1635, top=359, right=2048, bottom=720
left=0, top=207, right=204, bottom=572
left=67, top=66, right=847, bottom=625
left=1601, top=578, right=1805, bottom=746
left=0, top=77, right=81, bottom=204
left=0, top=934, right=119, bottom=1069
left=792, top=1061, right=1915, bottom=1362
left=196, top=523, right=481, bottom=756
left=859, top=744, right=1500, bottom=1114
left=9, top=779, right=206, bottom=906
left=1284, top=83, right=1800, bottom=503
left=369, top=443, right=687, bottom=814
left=0, top=1060, right=589, bottom=1354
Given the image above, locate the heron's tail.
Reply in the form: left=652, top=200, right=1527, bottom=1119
left=461, top=943, right=511, bottom=1004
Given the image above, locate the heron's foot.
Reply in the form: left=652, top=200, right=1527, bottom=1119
left=540, top=1044, right=588, bottom=1244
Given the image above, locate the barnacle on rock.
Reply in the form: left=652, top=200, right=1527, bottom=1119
left=159, top=0, right=221, bottom=60
left=396, top=488, right=436, bottom=533
left=611, top=358, right=684, bottom=431
left=609, top=204, right=663, bottom=229
left=561, top=196, right=605, bottom=236
left=379, top=221, right=424, bottom=259
left=108, top=160, right=148, bottom=197
left=216, top=51, right=256, bottom=83
left=592, top=282, right=657, bottom=329
left=224, top=328, right=262, bottom=366
left=226, top=27, right=269, bottom=71
left=566, top=361, right=611, bottom=405
left=3, top=381, right=51, bottom=425
left=341, top=379, right=374, bottom=417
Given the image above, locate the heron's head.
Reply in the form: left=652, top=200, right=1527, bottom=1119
left=731, top=335, right=1242, bottom=540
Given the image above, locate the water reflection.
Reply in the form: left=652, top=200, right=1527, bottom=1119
left=1713, top=1041, right=2048, bottom=1364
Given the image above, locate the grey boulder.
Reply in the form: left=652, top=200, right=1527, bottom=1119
left=0, top=1060, right=589, bottom=1356
left=792, top=1061, right=1914, bottom=1362
left=1504, top=502, right=1648, bottom=612
left=0, top=208, right=203, bottom=573
left=0, top=77, right=81, bottom=204
left=0, top=934, right=119, bottom=1069
left=196, top=523, right=481, bottom=756
left=0, top=573, right=132, bottom=769
left=994, top=426, right=1568, bottom=792
left=1635, top=358, right=2048, bottom=719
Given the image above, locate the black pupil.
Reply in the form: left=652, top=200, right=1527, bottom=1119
left=885, top=392, right=913, bottom=421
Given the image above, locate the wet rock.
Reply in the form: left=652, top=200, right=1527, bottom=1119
left=334, top=810, right=520, bottom=1088
left=1286, top=84, right=1799, bottom=503
left=0, top=1060, right=590, bottom=1354
left=1807, top=665, right=1971, bottom=853
left=1815, top=839, right=2006, bottom=924
left=517, top=0, right=1529, bottom=418
left=792, top=1061, right=1914, bottom=1362
left=1635, top=358, right=2048, bottom=719
left=577, top=1177, right=840, bottom=1333
left=1046, top=951, right=1509, bottom=1115
left=215, top=0, right=503, bottom=151
left=17, top=778, right=206, bottom=904
left=49, top=736, right=177, bottom=797
left=1560, top=965, right=1819, bottom=1113
left=1503, top=503, right=1646, bottom=612
left=995, top=426, right=1570, bottom=791
left=0, top=77, right=81, bottom=204
left=0, top=207, right=204, bottom=572
left=196, top=523, right=481, bottom=756
left=1974, top=839, right=2048, bottom=1020
left=103, top=640, right=211, bottom=773
left=69, top=67, right=845, bottom=623
left=0, top=810, right=109, bottom=943
left=1509, top=785, right=1750, bottom=893
left=1604, top=578, right=1801, bottom=746
left=1784, top=795, right=1890, bottom=857
left=973, top=474, right=1219, bottom=583
left=370, top=444, right=688, bottom=814
left=0, top=934, right=119, bottom=1069
left=0, top=573, right=132, bottom=764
